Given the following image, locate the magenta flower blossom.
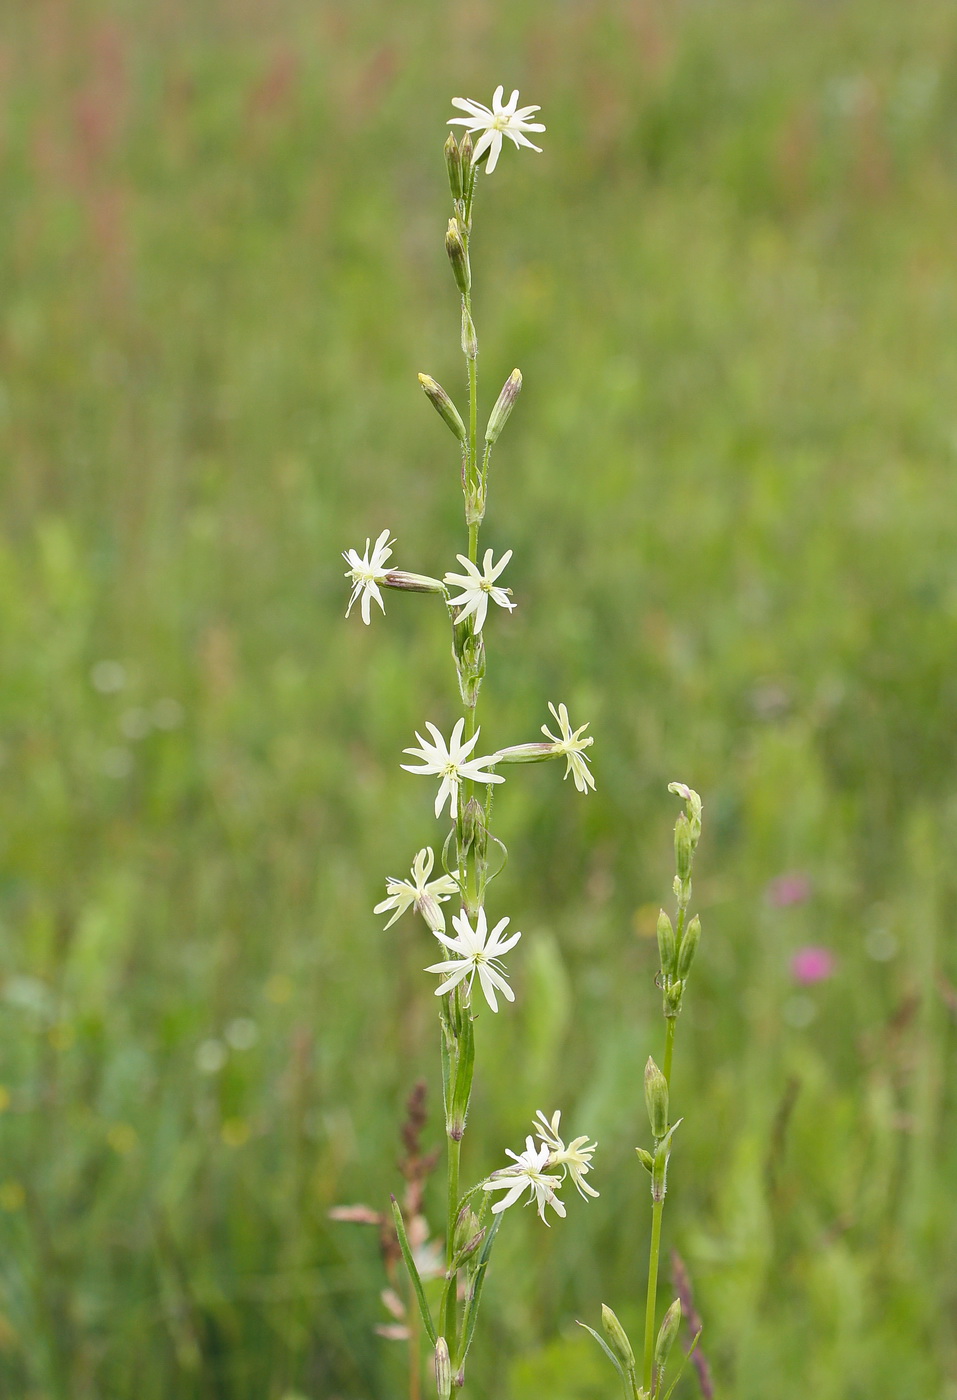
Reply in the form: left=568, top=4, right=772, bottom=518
left=790, top=946, right=835, bottom=985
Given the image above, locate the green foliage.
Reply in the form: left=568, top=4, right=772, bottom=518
left=0, top=0, right=956, bottom=1396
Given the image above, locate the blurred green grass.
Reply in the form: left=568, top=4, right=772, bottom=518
left=0, top=0, right=956, bottom=1395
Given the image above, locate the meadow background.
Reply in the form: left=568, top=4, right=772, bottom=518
left=1, top=0, right=956, bottom=1395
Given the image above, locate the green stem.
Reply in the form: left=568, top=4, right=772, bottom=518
left=643, top=1197, right=665, bottom=1395
left=445, top=1132, right=461, bottom=1340
left=663, top=1017, right=676, bottom=1089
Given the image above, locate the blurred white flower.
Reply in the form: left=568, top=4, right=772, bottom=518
left=444, top=549, right=515, bottom=633
left=425, top=906, right=521, bottom=1012
left=343, top=528, right=395, bottom=625
left=448, top=87, right=545, bottom=175
left=541, top=702, right=595, bottom=793
left=482, top=1136, right=566, bottom=1223
left=401, top=718, right=504, bottom=819
left=533, top=1109, right=599, bottom=1199
left=374, top=847, right=460, bottom=933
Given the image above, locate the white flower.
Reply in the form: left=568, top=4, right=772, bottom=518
left=343, top=529, right=394, bottom=625
left=541, top=701, right=595, bottom=793
left=373, top=848, right=460, bottom=934
left=372, top=845, right=461, bottom=935
left=401, top=718, right=504, bottom=819
left=448, top=87, right=545, bottom=175
left=444, top=549, right=515, bottom=633
left=425, top=906, right=521, bottom=1012
left=533, top=1109, right=599, bottom=1200
left=482, top=1136, right=566, bottom=1223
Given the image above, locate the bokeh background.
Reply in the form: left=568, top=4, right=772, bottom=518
left=1, top=0, right=956, bottom=1396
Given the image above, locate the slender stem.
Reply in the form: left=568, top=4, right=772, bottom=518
left=643, top=1197, right=665, bottom=1394
left=446, top=1134, right=461, bottom=1275
left=663, top=1017, right=676, bottom=1089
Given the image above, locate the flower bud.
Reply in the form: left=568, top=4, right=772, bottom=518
left=460, top=131, right=474, bottom=170
left=674, top=813, right=693, bottom=881
left=418, top=374, right=467, bottom=443
left=635, top=1147, right=655, bottom=1174
left=644, top=1057, right=669, bottom=1140
left=656, top=909, right=676, bottom=978
left=383, top=570, right=447, bottom=594
left=453, top=1204, right=484, bottom=1258
left=654, top=1299, right=682, bottom=1372
left=462, top=798, right=488, bottom=866
left=484, top=369, right=522, bottom=445
left=494, top=742, right=554, bottom=765
left=434, top=1337, right=452, bottom=1400
left=461, top=305, right=478, bottom=359
left=444, top=133, right=463, bottom=200
left=601, top=1304, right=636, bottom=1371
left=446, top=218, right=470, bottom=296
left=677, top=914, right=701, bottom=979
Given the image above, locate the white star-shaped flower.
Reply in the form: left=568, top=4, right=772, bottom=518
left=342, top=528, right=394, bottom=625
left=443, top=549, right=515, bottom=633
left=401, top=718, right=504, bottom=819
left=482, top=1136, right=566, bottom=1223
left=541, top=701, right=595, bottom=793
left=448, top=87, right=545, bottom=175
left=533, top=1109, right=599, bottom=1200
left=373, top=847, right=461, bottom=934
left=425, top=906, right=521, bottom=1012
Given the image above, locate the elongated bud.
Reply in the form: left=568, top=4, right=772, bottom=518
left=484, top=369, right=522, bottom=445
left=644, top=1057, right=669, bottom=1140
left=460, top=131, right=474, bottom=172
left=601, top=1304, right=636, bottom=1371
left=446, top=218, right=470, bottom=295
left=434, top=1337, right=452, bottom=1400
left=677, top=914, right=701, bottom=979
left=461, top=304, right=478, bottom=359
left=462, top=797, right=488, bottom=863
left=418, top=374, right=467, bottom=442
left=657, top=909, right=676, bottom=978
left=444, top=133, right=463, bottom=200
left=654, top=1300, right=682, bottom=1372
left=494, top=742, right=554, bottom=765
left=383, top=570, right=447, bottom=594
left=674, top=812, right=693, bottom=881
left=636, top=1146, right=655, bottom=1174
left=452, top=1204, right=485, bottom=1261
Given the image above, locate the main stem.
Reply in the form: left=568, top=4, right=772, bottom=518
left=643, top=1197, right=665, bottom=1394
left=446, top=240, right=482, bottom=1375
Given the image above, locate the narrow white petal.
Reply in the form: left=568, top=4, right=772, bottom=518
left=484, top=132, right=504, bottom=173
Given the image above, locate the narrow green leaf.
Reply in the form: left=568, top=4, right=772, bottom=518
left=576, top=1322, right=634, bottom=1400
left=457, top=1212, right=501, bottom=1365
left=660, top=1330, right=701, bottom=1400
left=390, top=1197, right=437, bottom=1346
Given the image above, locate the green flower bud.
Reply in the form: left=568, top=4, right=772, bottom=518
left=677, top=914, right=701, bottom=979
left=601, top=1304, right=636, bottom=1372
left=461, top=304, right=478, bottom=359
left=446, top=218, right=470, bottom=296
left=635, top=1146, right=655, bottom=1174
left=418, top=373, right=467, bottom=442
left=460, top=131, right=474, bottom=170
left=484, top=369, right=522, bottom=445
left=462, top=797, right=487, bottom=863
left=644, top=1057, right=669, bottom=1140
left=434, top=1337, right=452, bottom=1400
left=675, top=812, right=693, bottom=881
left=656, top=909, right=676, bottom=978
left=654, top=1299, right=682, bottom=1372
left=444, top=133, right=463, bottom=200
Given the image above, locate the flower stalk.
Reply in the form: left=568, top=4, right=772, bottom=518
left=339, top=91, right=608, bottom=1396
